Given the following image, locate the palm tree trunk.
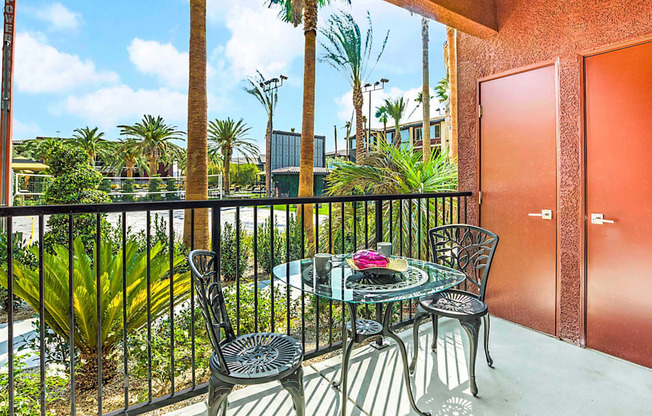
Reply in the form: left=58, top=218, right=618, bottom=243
left=184, top=0, right=210, bottom=249
left=298, top=0, right=317, bottom=254
left=394, top=121, right=401, bottom=147
left=126, top=161, right=134, bottom=178
left=353, top=85, right=364, bottom=163
left=224, top=148, right=231, bottom=195
left=265, top=113, right=272, bottom=196
left=421, top=17, right=431, bottom=161
left=148, top=156, right=158, bottom=177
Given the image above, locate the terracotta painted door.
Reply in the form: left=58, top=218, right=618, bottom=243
left=585, top=41, right=652, bottom=368
left=480, top=65, right=557, bottom=335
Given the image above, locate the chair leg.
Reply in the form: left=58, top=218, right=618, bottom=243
left=409, top=312, right=427, bottom=375
left=281, top=366, right=305, bottom=416
left=431, top=314, right=439, bottom=352
left=459, top=318, right=481, bottom=397
left=207, top=375, right=233, bottom=416
left=483, top=313, right=494, bottom=368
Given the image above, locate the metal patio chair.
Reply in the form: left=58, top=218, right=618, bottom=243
left=189, top=250, right=305, bottom=416
left=409, top=225, right=499, bottom=396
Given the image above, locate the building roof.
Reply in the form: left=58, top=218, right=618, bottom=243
left=326, top=150, right=348, bottom=157
left=272, top=166, right=330, bottom=175
left=12, top=157, right=49, bottom=172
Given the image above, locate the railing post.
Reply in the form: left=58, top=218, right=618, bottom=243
left=375, top=198, right=382, bottom=244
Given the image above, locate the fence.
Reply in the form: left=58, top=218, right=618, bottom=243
left=0, top=191, right=471, bottom=416
left=12, top=173, right=224, bottom=205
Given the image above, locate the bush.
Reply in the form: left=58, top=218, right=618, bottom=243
left=0, top=232, right=37, bottom=311
left=148, top=177, right=163, bottom=201
left=223, top=282, right=296, bottom=335
left=43, top=145, right=111, bottom=249
left=122, top=179, right=135, bottom=202
left=0, top=356, right=68, bottom=416
left=220, top=222, right=249, bottom=281
left=45, top=144, right=90, bottom=176
left=230, top=163, right=258, bottom=187
left=165, top=178, right=180, bottom=201
left=255, top=214, right=306, bottom=274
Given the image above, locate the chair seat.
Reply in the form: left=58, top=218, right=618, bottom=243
left=346, top=319, right=383, bottom=336
left=420, top=289, right=488, bottom=319
left=211, top=332, right=303, bottom=381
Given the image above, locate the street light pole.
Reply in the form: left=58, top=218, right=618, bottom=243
left=260, top=74, right=287, bottom=197
left=362, top=78, right=388, bottom=150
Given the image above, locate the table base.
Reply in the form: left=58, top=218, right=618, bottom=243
left=333, top=302, right=430, bottom=416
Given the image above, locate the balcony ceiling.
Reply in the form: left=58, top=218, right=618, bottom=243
left=384, top=0, right=499, bottom=38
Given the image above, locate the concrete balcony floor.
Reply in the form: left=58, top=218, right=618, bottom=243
left=164, top=317, right=652, bottom=416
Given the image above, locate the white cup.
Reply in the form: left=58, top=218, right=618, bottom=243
left=377, top=242, right=393, bottom=257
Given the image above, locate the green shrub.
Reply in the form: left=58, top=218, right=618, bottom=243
left=256, top=217, right=286, bottom=274
left=0, top=356, right=68, bottom=416
left=0, top=232, right=37, bottom=311
left=165, top=178, right=179, bottom=201
left=45, top=143, right=90, bottom=176
left=223, top=282, right=296, bottom=335
left=148, top=177, right=164, bottom=201
left=220, top=222, right=249, bottom=281
left=99, top=178, right=111, bottom=193
left=43, top=146, right=111, bottom=249
left=122, top=179, right=135, bottom=202
left=230, top=163, right=258, bottom=187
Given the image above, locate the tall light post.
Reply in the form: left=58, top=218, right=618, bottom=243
left=260, top=74, right=287, bottom=197
left=362, top=78, right=388, bottom=150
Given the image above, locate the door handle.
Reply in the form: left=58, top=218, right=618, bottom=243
left=528, top=209, right=553, bottom=220
left=591, top=213, right=615, bottom=225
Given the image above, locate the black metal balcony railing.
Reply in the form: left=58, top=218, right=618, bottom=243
left=0, top=191, right=471, bottom=416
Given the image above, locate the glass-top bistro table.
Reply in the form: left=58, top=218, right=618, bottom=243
left=272, top=255, right=466, bottom=416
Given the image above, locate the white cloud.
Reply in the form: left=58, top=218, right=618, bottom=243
left=129, top=39, right=188, bottom=90
left=27, top=2, right=82, bottom=31
left=207, top=0, right=303, bottom=80
left=62, top=85, right=188, bottom=129
left=15, top=32, right=119, bottom=93
left=12, top=119, right=41, bottom=139
left=336, top=86, right=441, bottom=128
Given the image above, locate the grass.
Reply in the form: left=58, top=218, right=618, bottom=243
left=273, top=204, right=329, bottom=215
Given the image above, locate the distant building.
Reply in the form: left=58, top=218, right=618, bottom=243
left=270, top=130, right=325, bottom=171
left=269, top=130, right=328, bottom=197
left=345, top=116, right=446, bottom=161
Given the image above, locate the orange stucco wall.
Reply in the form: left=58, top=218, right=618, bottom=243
left=455, top=0, right=652, bottom=343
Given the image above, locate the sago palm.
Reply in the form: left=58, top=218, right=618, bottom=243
left=0, top=238, right=191, bottom=390
left=383, top=97, right=408, bottom=147
left=208, top=118, right=259, bottom=194
left=325, top=137, right=458, bottom=257
left=118, top=115, right=185, bottom=176
left=320, top=11, right=389, bottom=163
left=71, top=126, right=106, bottom=164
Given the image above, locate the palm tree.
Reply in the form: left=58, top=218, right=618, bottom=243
left=243, top=71, right=278, bottom=196
left=375, top=105, right=389, bottom=137
left=320, top=11, right=389, bottom=163
left=208, top=118, right=260, bottom=194
left=421, top=17, right=431, bottom=162
left=71, top=126, right=106, bottom=164
left=22, top=137, right=62, bottom=162
left=435, top=77, right=449, bottom=102
left=112, top=138, right=145, bottom=178
left=383, top=97, right=408, bottom=147
left=118, top=115, right=185, bottom=176
left=325, top=137, right=457, bottom=256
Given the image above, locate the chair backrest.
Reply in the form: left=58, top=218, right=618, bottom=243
left=188, top=250, right=235, bottom=374
left=428, top=224, right=499, bottom=301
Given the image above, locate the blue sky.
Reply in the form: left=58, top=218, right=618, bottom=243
left=13, top=0, right=448, bottom=152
